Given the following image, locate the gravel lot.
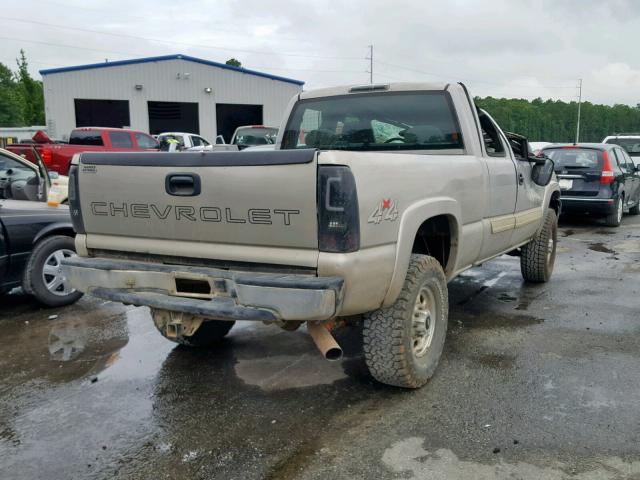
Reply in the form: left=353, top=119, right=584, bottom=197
left=1, top=215, right=639, bottom=480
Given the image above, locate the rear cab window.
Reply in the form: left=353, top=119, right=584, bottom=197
left=108, top=131, right=134, bottom=148
left=135, top=133, right=159, bottom=149
left=69, top=130, right=104, bottom=146
left=281, top=91, right=464, bottom=152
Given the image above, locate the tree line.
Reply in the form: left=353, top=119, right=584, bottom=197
left=1, top=50, right=640, bottom=143
left=475, top=96, right=640, bottom=143
left=0, top=50, right=45, bottom=127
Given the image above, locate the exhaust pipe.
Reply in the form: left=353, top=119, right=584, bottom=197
left=307, top=321, right=343, bottom=361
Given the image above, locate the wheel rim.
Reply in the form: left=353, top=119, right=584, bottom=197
left=617, top=198, right=623, bottom=223
left=42, top=249, right=75, bottom=296
left=412, top=285, right=436, bottom=358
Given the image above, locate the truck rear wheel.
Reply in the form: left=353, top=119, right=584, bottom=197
left=520, top=208, right=557, bottom=283
left=151, top=309, right=234, bottom=347
left=363, top=255, right=448, bottom=389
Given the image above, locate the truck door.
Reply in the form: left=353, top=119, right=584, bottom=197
left=477, top=111, right=518, bottom=259
left=508, top=137, right=545, bottom=246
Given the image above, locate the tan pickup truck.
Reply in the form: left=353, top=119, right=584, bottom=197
left=63, top=82, right=560, bottom=388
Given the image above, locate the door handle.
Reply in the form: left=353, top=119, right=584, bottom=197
left=518, top=173, right=524, bottom=185
left=165, top=173, right=201, bottom=196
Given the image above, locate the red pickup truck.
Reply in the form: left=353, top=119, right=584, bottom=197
left=6, top=127, right=159, bottom=175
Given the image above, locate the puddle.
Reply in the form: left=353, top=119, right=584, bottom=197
left=234, top=353, right=348, bottom=391
left=588, top=242, right=616, bottom=254
left=497, top=293, right=518, bottom=303
left=382, top=438, right=640, bottom=480
left=456, top=312, right=544, bottom=329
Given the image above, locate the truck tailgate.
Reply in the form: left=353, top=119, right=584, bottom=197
left=75, top=150, right=318, bottom=260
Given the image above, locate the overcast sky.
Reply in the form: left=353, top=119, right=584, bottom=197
left=2, top=0, right=639, bottom=106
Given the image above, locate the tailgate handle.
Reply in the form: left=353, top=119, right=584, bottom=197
left=165, top=173, right=201, bottom=196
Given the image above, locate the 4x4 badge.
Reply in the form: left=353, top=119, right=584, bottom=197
left=368, top=198, right=398, bottom=224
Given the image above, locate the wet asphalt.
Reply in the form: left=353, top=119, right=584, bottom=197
left=1, top=214, right=639, bottom=480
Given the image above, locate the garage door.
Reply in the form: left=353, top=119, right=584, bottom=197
left=148, top=102, right=199, bottom=135
left=216, top=104, right=263, bottom=143
left=75, top=99, right=130, bottom=128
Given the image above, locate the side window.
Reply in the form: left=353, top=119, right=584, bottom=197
left=478, top=111, right=505, bottom=157
left=198, top=136, right=210, bottom=146
left=109, top=131, right=133, bottom=148
left=615, top=149, right=630, bottom=173
left=135, top=133, right=158, bottom=149
left=191, top=136, right=205, bottom=147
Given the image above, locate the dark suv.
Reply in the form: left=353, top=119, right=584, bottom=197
left=542, top=143, right=640, bottom=227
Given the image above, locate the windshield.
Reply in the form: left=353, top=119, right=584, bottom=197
left=543, top=148, right=602, bottom=171
left=233, top=128, right=278, bottom=146
left=281, top=91, right=464, bottom=152
left=604, top=138, right=640, bottom=157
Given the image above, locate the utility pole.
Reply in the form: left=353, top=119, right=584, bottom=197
left=366, top=44, right=373, bottom=84
left=575, top=78, right=582, bottom=144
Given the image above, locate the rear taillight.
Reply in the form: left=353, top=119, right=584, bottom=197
left=318, top=165, right=360, bottom=253
left=40, top=148, right=52, bottom=164
left=68, top=165, right=85, bottom=234
left=600, top=150, right=615, bottom=185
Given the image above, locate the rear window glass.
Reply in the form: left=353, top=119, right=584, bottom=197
left=604, top=138, right=640, bottom=157
left=109, top=131, right=133, bottom=148
left=281, top=91, right=464, bottom=152
left=158, top=135, right=185, bottom=150
left=543, top=148, right=602, bottom=170
left=233, top=128, right=278, bottom=146
left=135, top=133, right=158, bottom=149
left=69, top=130, right=104, bottom=146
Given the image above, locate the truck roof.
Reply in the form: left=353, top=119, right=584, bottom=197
left=299, top=82, right=450, bottom=100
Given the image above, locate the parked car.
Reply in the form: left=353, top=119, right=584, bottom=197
left=542, top=143, right=640, bottom=226
left=5, top=127, right=159, bottom=175
left=63, top=82, right=560, bottom=389
left=0, top=148, right=82, bottom=306
left=603, top=134, right=640, bottom=169
left=157, top=132, right=237, bottom=152
left=230, top=125, right=278, bottom=150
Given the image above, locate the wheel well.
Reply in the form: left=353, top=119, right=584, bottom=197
left=35, top=227, right=75, bottom=245
left=411, top=215, right=455, bottom=272
left=549, top=191, right=561, bottom=215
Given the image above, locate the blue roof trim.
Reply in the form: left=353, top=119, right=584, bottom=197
left=39, top=54, right=305, bottom=86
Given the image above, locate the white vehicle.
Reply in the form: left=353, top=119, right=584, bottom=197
left=157, top=132, right=238, bottom=152
left=529, top=142, right=551, bottom=155
left=231, top=126, right=278, bottom=150
left=603, top=134, right=640, bottom=168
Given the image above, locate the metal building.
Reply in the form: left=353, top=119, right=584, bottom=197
left=40, top=54, right=304, bottom=142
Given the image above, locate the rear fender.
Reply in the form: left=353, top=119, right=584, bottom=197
left=382, top=197, right=461, bottom=307
left=33, top=222, right=75, bottom=245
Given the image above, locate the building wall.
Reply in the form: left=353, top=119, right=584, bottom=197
left=42, top=59, right=302, bottom=140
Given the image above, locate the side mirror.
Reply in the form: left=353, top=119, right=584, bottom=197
left=531, top=158, right=555, bottom=187
left=49, top=171, right=60, bottom=179
left=215, top=135, right=226, bottom=145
